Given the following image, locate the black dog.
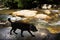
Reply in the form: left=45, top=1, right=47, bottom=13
left=8, top=18, right=38, bottom=37
left=54, top=33, right=60, bottom=40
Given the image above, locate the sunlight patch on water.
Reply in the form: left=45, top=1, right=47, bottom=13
left=49, top=21, right=60, bottom=26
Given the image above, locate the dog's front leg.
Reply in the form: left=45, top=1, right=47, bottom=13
left=28, top=30, right=35, bottom=37
left=21, top=30, right=24, bottom=37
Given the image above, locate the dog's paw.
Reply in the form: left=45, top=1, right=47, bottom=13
left=21, top=35, right=24, bottom=37
left=32, top=35, right=35, bottom=37
left=10, top=33, right=12, bottom=35
left=15, top=33, right=18, bottom=34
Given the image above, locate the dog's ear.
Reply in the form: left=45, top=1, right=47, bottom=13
left=30, top=24, right=38, bottom=32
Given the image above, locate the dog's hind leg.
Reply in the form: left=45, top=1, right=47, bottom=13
left=28, top=30, right=35, bottom=37
left=10, top=28, right=13, bottom=35
left=13, top=28, right=18, bottom=34
left=21, top=30, right=24, bottom=37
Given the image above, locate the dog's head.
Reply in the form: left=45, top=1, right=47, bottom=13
left=30, top=24, right=38, bottom=32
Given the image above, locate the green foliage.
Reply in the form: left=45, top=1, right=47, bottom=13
left=17, top=0, right=23, bottom=8
left=2, top=0, right=60, bottom=9
left=0, top=16, right=7, bottom=21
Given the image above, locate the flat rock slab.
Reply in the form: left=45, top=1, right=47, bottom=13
left=0, top=27, right=56, bottom=40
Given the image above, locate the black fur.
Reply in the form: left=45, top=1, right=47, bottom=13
left=8, top=18, right=38, bottom=37
left=54, top=33, right=60, bottom=40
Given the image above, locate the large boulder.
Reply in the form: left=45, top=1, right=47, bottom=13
left=12, top=10, right=37, bottom=17
left=35, top=14, right=52, bottom=22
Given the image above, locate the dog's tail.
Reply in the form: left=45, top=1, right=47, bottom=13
left=8, top=18, right=12, bottom=23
